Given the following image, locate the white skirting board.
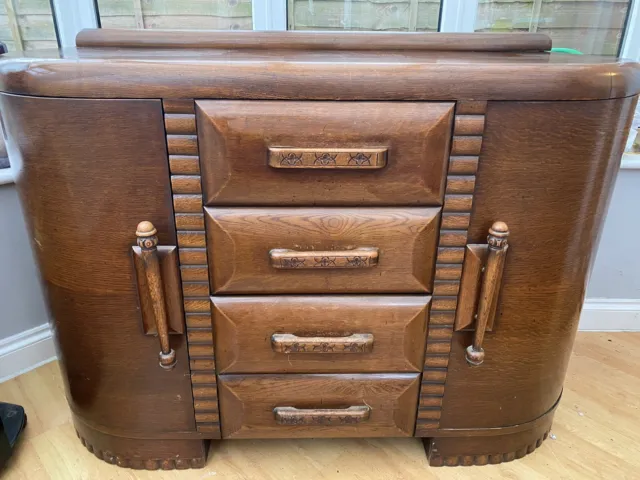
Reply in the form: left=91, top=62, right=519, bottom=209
left=578, top=299, right=640, bottom=331
left=0, top=299, right=638, bottom=383
left=0, top=324, right=56, bottom=383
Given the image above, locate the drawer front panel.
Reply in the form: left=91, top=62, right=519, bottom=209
left=212, top=296, right=430, bottom=374
left=197, top=101, right=453, bottom=206
left=218, top=374, right=420, bottom=438
left=206, top=207, right=440, bottom=294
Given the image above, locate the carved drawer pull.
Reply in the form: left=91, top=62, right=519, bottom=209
left=268, top=147, right=387, bottom=169
left=274, top=406, right=371, bottom=425
left=271, top=333, right=374, bottom=354
left=269, top=247, right=379, bottom=269
left=135, top=221, right=177, bottom=370
left=465, top=222, right=509, bottom=366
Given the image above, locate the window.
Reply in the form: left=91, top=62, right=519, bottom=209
left=0, top=0, right=58, bottom=52
left=288, top=0, right=442, bottom=31
left=0, top=0, right=638, bottom=169
left=95, top=0, right=253, bottom=30
left=473, top=0, right=632, bottom=56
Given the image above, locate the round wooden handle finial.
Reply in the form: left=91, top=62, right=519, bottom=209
left=159, top=349, right=177, bottom=370
left=136, top=221, right=157, bottom=237
left=466, top=345, right=485, bottom=366
left=488, top=221, right=509, bottom=249
left=490, top=221, right=509, bottom=235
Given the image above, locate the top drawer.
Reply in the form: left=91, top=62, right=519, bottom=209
left=196, top=101, right=453, bottom=206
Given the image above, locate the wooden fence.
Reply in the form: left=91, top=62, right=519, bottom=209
left=0, top=0, right=631, bottom=55
left=1, top=0, right=58, bottom=52
left=96, top=0, right=253, bottom=31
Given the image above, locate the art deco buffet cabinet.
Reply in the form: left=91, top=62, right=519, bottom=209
left=1, top=30, right=638, bottom=469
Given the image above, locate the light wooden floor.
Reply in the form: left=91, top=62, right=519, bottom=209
left=1, top=332, right=639, bottom=479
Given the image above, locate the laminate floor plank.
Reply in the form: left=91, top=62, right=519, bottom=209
left=1, top=333, right=638, bottom=479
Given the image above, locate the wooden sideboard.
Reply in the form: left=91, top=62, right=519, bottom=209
left=1, top=30, right=638, bottom=469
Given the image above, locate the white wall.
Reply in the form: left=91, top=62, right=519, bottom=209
left=0, top=184, right=50, bottom=338
left=586, top=169, right=640, bottom=299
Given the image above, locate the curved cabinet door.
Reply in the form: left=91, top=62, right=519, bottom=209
left=0, top=95, right=197, bottom=435
left=434, top=97, right=637, bottom=431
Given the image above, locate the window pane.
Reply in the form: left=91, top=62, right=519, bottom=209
left=96, top=0, right=253, bottom=30
left=288, top=0, right=442, bottom=31
left=0, top=0, right=58, bottom=52
left=475, top=0, right=631, bottom=56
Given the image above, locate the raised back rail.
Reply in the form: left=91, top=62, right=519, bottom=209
left=76, top=29, right=552, bottom=52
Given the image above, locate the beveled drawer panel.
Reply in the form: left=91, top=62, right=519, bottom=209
left=212, top=295, right=430, bottom=374
left=196, top=100, right=453, bottom=206
left=218, top=374, right=420, bottom=438
left=205, top=207, right=440, bottom=294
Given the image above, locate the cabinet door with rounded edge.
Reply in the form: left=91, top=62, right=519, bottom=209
left=427, top=98, right=637, bottom=436
left=0, top=95, right=199, bottom=437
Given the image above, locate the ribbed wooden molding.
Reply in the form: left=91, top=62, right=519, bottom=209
left=416, top=100, right=486, bottom=435
left=76, top=431, right=206, bottom=470
left=164, top=99, right=220, bottom=437
left=428, top=429, right=551, bottom=466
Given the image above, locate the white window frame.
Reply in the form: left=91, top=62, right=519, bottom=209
left=50, top=0, right=98, bottom=47
left=439, top=0, right=478, bottom=33
left=252, top=0, right=287, bottom=30
left=2, top=0, right=629, bottom=183
left=620, top=0, right=640, bottom=169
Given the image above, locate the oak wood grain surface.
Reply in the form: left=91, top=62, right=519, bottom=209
left=0, top=94, right=198, bottom=437
left=2, top=30, right=639, bottom=471
left=76, top=30, right=553, bottom=52
left=2, top=46, right=639, bottom=100
left=132, top=245, right=185, bottom=335
left=4, top=333, right=639, bottom=479
left=205, top=207, right=440, bottom=294
left=438, top=97, right=637, bottom=430
left=211, top=296, right=430, bottom=373
left=197, top=101, right=452, bottom=206
left=218, top=374, right=421, bottom=438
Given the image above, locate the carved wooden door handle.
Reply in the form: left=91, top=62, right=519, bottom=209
left=271, top=333, right=374, bottom=353
left=274, top=406, right=371, bottom=425
left=268, top=147, right=387, bottom=169
left=269, top=247, right=379, bottom=269
left=135, top=221, right=177, bottom=370
left=465, top=222, right=509, bottom=366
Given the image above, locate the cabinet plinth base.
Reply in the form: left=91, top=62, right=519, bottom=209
left=424, top=405, right=556, bottom=467
left=74, top=420, right=208, bottom=470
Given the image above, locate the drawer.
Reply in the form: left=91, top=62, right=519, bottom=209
left=205, top=207, right=440, bottom=294
left=212, top=296, right=430, bottom=374
left=196, top=101, right=453, bottom=206
left=218, top=374, right=420, bottom=438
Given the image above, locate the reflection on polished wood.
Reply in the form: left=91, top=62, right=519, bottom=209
left=2, top=332, right=639, bottom=479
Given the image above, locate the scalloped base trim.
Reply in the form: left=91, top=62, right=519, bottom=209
left=428, top=429, right=550, bottom=467
left=76, top=431, right=206, bottom=470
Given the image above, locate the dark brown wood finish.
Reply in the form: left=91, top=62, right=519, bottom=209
left=197, top=101, right=453, bottom=206
left=163, top=98, right=220, bottom=437
left=134, top=221, right=178, bottom=370
left=205, top=207, right=440, bottom=294
left=76, top=29, right=552, bottom=52
left=211, top=296, right=429, bottom=373
left=0, top=95, right=202, bottom=447
left=132, top=245, right=184, bottom=336
left=416, top=101, right=486, bottom=433
left=438, top=97, right=637, bottom=432
left=464, top=221, right=510, bottom=366
left=1, top=30, right=639, bottom=470
left=454, top=245, right=489, bottom=331
left=217, top=374, right=420, bottom=438
left=2, top=48, right=639, bottom=101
